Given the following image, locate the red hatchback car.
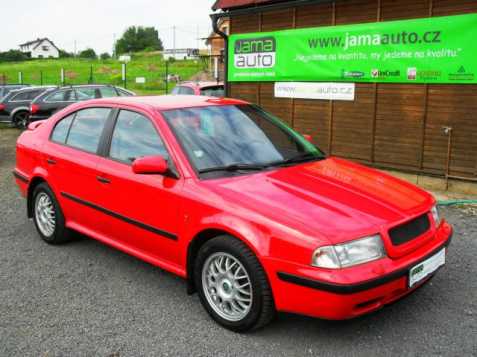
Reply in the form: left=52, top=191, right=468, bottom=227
left=14, top=95, right=452, bottom=331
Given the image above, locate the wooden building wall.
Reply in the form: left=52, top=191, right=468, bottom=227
left=228, top=0, right=477, bottom=179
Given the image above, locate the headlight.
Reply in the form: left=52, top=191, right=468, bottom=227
left=312, top=235, right=385, bottom=269
left=431, top=205, right=440, bottom=225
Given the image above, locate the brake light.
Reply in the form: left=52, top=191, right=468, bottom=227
left=30, top=104, right=39, bottom=114
left=0, top=104, right=5, bottom=111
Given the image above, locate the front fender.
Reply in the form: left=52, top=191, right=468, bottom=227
left=192, top=213, right=271, bottom=258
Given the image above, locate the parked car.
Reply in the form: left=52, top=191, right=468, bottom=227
left=0, top=86, right=57, bottom=128
left=0, top=84, right=30, bottom=100
left=171, top=81, right=224, bottom=96
left=14, top=95, right=452, bottom=332
left=29, top=84, right=135, bottom=122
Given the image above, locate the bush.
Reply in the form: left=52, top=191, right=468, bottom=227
left=0, top=50, right=29, bottom=63
left=100, top=52, right=111, bottom=60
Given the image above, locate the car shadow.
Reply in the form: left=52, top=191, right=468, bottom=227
left=63, top=228, right=437, bottom=338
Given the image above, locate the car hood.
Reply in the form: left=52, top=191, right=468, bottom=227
left=202, top=157, right=433, bottom=245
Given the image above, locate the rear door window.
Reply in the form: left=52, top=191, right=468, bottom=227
left=76, top=87, right=100, bottom=101
left=46, top=90, right=76, bottom=102
left=66, top=108, right=111, bottom=153
left=99, top=87, right=118, bottom=98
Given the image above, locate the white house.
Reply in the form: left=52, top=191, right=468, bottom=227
left=19, top=38, right=60, bottom=59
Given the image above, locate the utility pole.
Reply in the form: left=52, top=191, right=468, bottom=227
left=196, top=25, right=200, bottom=50
left=173, top=26, right=176, bottom=57
left=113, top=33, right=116, bottom=58
left=74, top=40, right=77, bottom=57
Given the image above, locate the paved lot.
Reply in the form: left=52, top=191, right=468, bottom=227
left=1, top=128, right=476, bottom=357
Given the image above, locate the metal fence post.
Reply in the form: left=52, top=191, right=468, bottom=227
left=18, top=72, right=23, bottom=85
left=122, top=63, right=127, bottom=89
left=60, top=68, right=65, bottom=85
left=165, top=60, right=169, bottom=94
left=89, top=65, right=93, bottom=84
left=40, top=71, right=43, bottom=85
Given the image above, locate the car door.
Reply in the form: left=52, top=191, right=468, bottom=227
left=41, top=89, right=77, bottom=117
left=42, top=107, right=113, bottom=234
left=95, top=109, right=183, bottom=266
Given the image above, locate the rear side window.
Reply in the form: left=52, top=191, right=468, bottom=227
left=50, top=114, right=75, bottom=143
left=117, top=88, right=132, bottom=97
left=66, top=108, right=111, bottom=153
left=179, top=86, right=194, bottom=95
left=11, top=91, right=30, bottom=101
left=100, top=87, right=118, bottom=98
left=109, top=110, right=169, bottom=163
left=171, top=86, right=180, bottom=95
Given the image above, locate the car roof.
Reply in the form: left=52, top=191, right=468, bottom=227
left=85, top=95, right=247, bottom=110
left=13, top=85, right=56, bottom=92
left=180, top=81, right=224, bottom=89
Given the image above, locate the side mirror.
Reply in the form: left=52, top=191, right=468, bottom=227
left=132, top=155, right=168, bottom=175
left=303, top=134, right=313, bottom=143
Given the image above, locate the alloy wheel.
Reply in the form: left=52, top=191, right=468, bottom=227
left=35, top=192, right=56, bottom=237
left=202, top=252, right=253, bottom=322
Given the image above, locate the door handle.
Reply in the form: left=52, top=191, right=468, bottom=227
left=46, top=158, right=56, bottom=165
left=96, top=176, right=111, bottom=184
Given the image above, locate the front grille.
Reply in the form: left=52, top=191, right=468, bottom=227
left=389, top=213, right=430, bottom=246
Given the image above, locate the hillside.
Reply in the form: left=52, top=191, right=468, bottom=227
left=0, top=53, right=205, bottom=95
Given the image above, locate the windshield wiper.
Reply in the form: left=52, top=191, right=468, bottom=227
left=198, top=163, right=267, bottom=174
left=270, top=153, right=325, bottom=167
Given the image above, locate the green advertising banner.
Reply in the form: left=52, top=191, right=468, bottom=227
left=228, top=13, right=477, bottom=83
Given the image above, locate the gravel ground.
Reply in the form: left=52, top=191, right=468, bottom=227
left=0, top=128, right=476, bottom=357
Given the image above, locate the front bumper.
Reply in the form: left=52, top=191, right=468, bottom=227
left=266, top=221, right=453, bottom=320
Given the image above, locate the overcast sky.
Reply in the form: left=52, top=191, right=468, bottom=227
left=2, top=0, right=217, bottom=54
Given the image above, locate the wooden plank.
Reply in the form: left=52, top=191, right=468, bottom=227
left=295, top=3, right=333, bottom=28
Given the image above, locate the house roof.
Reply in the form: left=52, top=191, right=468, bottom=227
left=212, top=0, right=282, bottom=10
left=19, top=38, right=60, bottom=51
left=19, top=38, right=45, bottom=47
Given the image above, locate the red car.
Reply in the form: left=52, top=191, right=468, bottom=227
left=14, top=96, right=452, bottom=332
left=171, top=81, right=224, bottom=97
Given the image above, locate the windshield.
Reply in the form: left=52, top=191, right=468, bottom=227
left=162, top=104, right=325, bottom=176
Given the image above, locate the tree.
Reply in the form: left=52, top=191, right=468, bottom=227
left=100, top=52, right=111, bottom=60
left=59, top=49, right=74, bottom=58
left=0, top=50, right=29, bottom=62
left=79, top=48, right=97, bottom=59
left=115, top=26, right=163, bottom=55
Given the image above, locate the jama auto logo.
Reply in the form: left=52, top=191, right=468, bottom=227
left=234, top=36, right=276, bottom=69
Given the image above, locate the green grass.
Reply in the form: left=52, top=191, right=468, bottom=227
left=0, top=53, right=206, bottom=95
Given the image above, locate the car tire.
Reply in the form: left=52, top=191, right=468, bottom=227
left=32, top=183, right=72, bottom=244
left=12, top=111, right=29, bottom=129
left=194, top=235, right=275, bottom=332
